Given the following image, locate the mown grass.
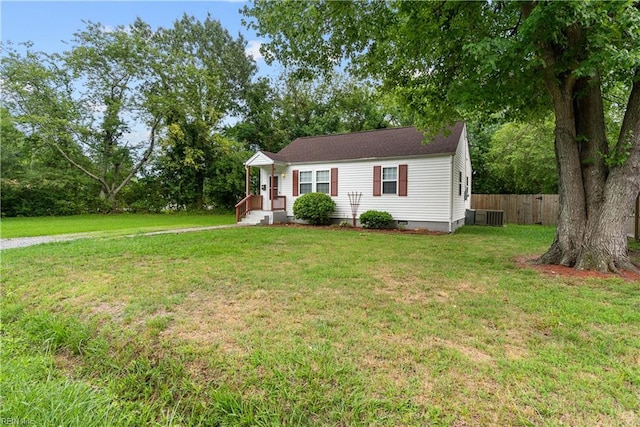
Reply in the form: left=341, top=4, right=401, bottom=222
left=1, top=224, right=639, bottom=426
left=0, top=212, right=235, bottom=239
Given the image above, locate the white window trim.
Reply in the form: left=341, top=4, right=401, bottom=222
left=298, top=169, right=332, bottom=195
left=382, top=166, right=398, bottom=195
left=315, top=170, right=330, bottom=194
left=299, top=171, right=313, bottom=195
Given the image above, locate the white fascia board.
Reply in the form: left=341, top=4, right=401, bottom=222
left=245, top=151, right=282, bottom=167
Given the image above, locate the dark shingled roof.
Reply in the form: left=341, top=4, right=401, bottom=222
left=273, top=121, right=464, bottom=163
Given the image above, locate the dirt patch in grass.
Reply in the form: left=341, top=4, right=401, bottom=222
left=432, top=337, right=495, bottom=365
left=160, top=289, right=304, bottom=355
left=515, top=256, right=640, bottom=282
left=54, top=349, right=83, bottom=378
left=161, top=291, right=251, bottom=354
left=373, top=265, right=487, bottom=305
left=90, top=302, right=126, bottom=322
left=373, top=269, right=434, bottom=304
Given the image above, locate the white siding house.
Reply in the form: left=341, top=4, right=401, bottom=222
left=237, top=122, right=472, bottom=232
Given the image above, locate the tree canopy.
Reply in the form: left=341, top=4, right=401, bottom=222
left=150, top=14, right=257, bottom=210
left=485, top=119, right=557, bottom=194
left=1, top=16, right=258, bottom=212
left=1, top=20, right=160, bottom=209
left=230, top=72, right=398, bottom=154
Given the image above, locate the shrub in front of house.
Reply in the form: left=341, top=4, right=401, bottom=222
left=359, top=210, right=393, bottom=229
left=293, top=192, right=336, bottom=225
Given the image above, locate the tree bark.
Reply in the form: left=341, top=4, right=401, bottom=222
left=539, top=75, right=640, bottom=273
left=538, top=78, right=587, bottom=267
left=534, top=18, right=640, bottom=273
left=574, top=75, right=640, bottom=272
left=574, top=74, right=608, bottom=218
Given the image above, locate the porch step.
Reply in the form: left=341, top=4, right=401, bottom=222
left=240, top=210, right=271, bottom=225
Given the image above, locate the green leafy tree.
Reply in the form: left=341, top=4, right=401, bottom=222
left=467, top=121, right=504, bottom=195
left=1, top=108, right=29, bottom=180
left=0, top=108, right=97, bottom=216
left=245, top=1, right=640, bottom=272
left=486, top=119, right=557, bottom=194
left=150, top=14, right=256, bottom=210
left=230, top=72, right=396, bottom=153
left=229, top=77, right=289, bottom=153
left=1, top=21, right=160, bottom=210
left=205, top=139, right=254, bottom=209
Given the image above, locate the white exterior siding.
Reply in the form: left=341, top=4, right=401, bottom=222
left=275, top=156, right=454, bottom=223
left=450, top=125, right=472, bottom=230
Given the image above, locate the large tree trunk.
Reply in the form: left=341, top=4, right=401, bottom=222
left=575, top=77, right=640, bottom=272
left=538, top=73, right=640, bottom=273
left=538, top=77, right=586, bottom=267
left=528, top=4, right=640, bottom=274
left=575, top=182, right=637, bottom=272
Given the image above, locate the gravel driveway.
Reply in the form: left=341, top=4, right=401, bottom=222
left=0, top=224, right=248, bottom=250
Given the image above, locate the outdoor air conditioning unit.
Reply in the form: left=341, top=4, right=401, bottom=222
left=465, top=209, right=476, bottom=225
left=474, top=209, right=504, bottom=226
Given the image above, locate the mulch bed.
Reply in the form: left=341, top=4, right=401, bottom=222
left=269, top=223, right=447, bottom=235
left=515, top=255, right=640, bottom=282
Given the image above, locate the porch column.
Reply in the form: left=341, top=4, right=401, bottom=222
left=270, top=163, right=275, bottom=211
left=245, top=165, right=250, bottom=197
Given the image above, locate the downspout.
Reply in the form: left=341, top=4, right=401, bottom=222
left=449, top=155, right=455, bottom=233
left=464, top=126, right=469, bottom=208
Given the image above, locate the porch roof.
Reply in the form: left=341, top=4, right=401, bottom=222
left=245, top=150, right=288, bottom=167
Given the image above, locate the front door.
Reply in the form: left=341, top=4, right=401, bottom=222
left=269, top=176, right=279, bottom=200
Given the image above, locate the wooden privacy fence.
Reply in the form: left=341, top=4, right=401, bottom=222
left=471, top=194, right=559, bottom=225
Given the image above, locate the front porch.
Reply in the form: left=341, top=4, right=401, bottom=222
left=235, top=151, right=288, bottom=224
left=234, top=194, right=287, bottom=223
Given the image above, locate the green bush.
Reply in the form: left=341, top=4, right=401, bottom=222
left=359, top=210, right=393, bottom=229
left=293, top=192, right=336, bottom=225
left=0, top=176, right=91, bottom=217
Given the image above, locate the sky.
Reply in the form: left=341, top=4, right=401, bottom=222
left=0, top=0, right=278, bottom=77
left=0, top=1, right=285, bottom=142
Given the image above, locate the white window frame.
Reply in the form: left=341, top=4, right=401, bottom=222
left=382, top=166, right=398, bottom=195
left=299, top=171, right=313, bottom=194
left=315, top=170, right=330, bottom=194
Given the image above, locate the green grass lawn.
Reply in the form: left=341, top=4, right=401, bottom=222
left=1, top=225, right=639, bottom=426
left=0, top=212, right=235, bottom=239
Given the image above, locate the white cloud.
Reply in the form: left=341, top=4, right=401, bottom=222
left=245, top=40, right=264, bottom=61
